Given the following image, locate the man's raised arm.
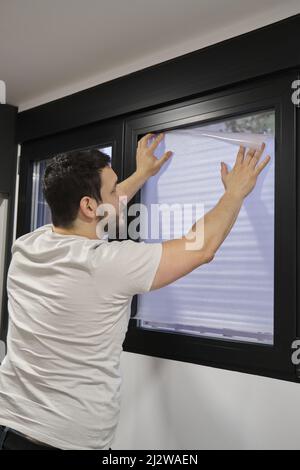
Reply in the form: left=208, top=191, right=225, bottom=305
left=151, top=143, right=271, bottom=290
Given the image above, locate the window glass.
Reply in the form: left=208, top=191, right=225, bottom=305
left=134, top=110, right=275, bottom=345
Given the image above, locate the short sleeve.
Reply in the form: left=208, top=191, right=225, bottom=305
left=91, top=240, right=163, bottom=297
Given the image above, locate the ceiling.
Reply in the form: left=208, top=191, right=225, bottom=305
left=0, top=0, right=299, bottom=111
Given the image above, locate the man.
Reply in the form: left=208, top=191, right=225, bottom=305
left=0, top=133, right=270, bottom=450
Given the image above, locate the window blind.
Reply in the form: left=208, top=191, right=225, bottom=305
left=133, top=111, right=275, bottom=345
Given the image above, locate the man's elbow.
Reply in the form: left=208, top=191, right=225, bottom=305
left=203, top=250, right=215, bottom=264
left=190, top=247, right=215, bottom=267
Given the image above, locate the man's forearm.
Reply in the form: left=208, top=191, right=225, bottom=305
left=116, top=170, right=149, bottom=203
left=185, top=191, right=244, bottom=256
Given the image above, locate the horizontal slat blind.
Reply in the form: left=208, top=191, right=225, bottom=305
left=134, top=112, right=275, bottom=344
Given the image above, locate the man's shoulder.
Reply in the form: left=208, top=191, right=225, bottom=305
left=11, top=224, right=52, bottom=250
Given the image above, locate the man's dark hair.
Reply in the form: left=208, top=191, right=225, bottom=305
left=43, top=148, right=111, bottom=228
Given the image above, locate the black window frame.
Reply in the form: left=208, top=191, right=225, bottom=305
left=16, top=118, right=124, bottom=238
left=122, top=70, right=299, bottom=383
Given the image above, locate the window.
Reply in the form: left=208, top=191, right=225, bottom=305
left=135, top=111, right=275, bottom=345
left=17, top=118, right=123, bottom=238
left=123, top=72, right=298, bottom=382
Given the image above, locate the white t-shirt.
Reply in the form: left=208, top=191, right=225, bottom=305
left=0, top=224, right=162, bottom=450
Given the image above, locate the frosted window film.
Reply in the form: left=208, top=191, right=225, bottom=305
left=135, top=111, right=275, bottom=345
left=31, top=146, right=113, bottom=230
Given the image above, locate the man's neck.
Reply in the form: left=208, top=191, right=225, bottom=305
left=51, top=225, right=96, bottom=240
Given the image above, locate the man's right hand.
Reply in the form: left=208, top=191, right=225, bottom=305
left=220, top=143, right=271, bottom=200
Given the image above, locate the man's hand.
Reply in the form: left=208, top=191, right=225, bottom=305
left=117, top=132, right=173, bottom=203
left=220, top=143, right=271, bottom=199
left=136, top=132, right=173, bottom=179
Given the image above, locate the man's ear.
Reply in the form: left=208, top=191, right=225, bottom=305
left=79, top=197, right=99, bottom=219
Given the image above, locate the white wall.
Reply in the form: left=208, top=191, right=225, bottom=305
left=17, top=4, right=300, bottom=111
left=114, top=353, right=300, bottom=450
